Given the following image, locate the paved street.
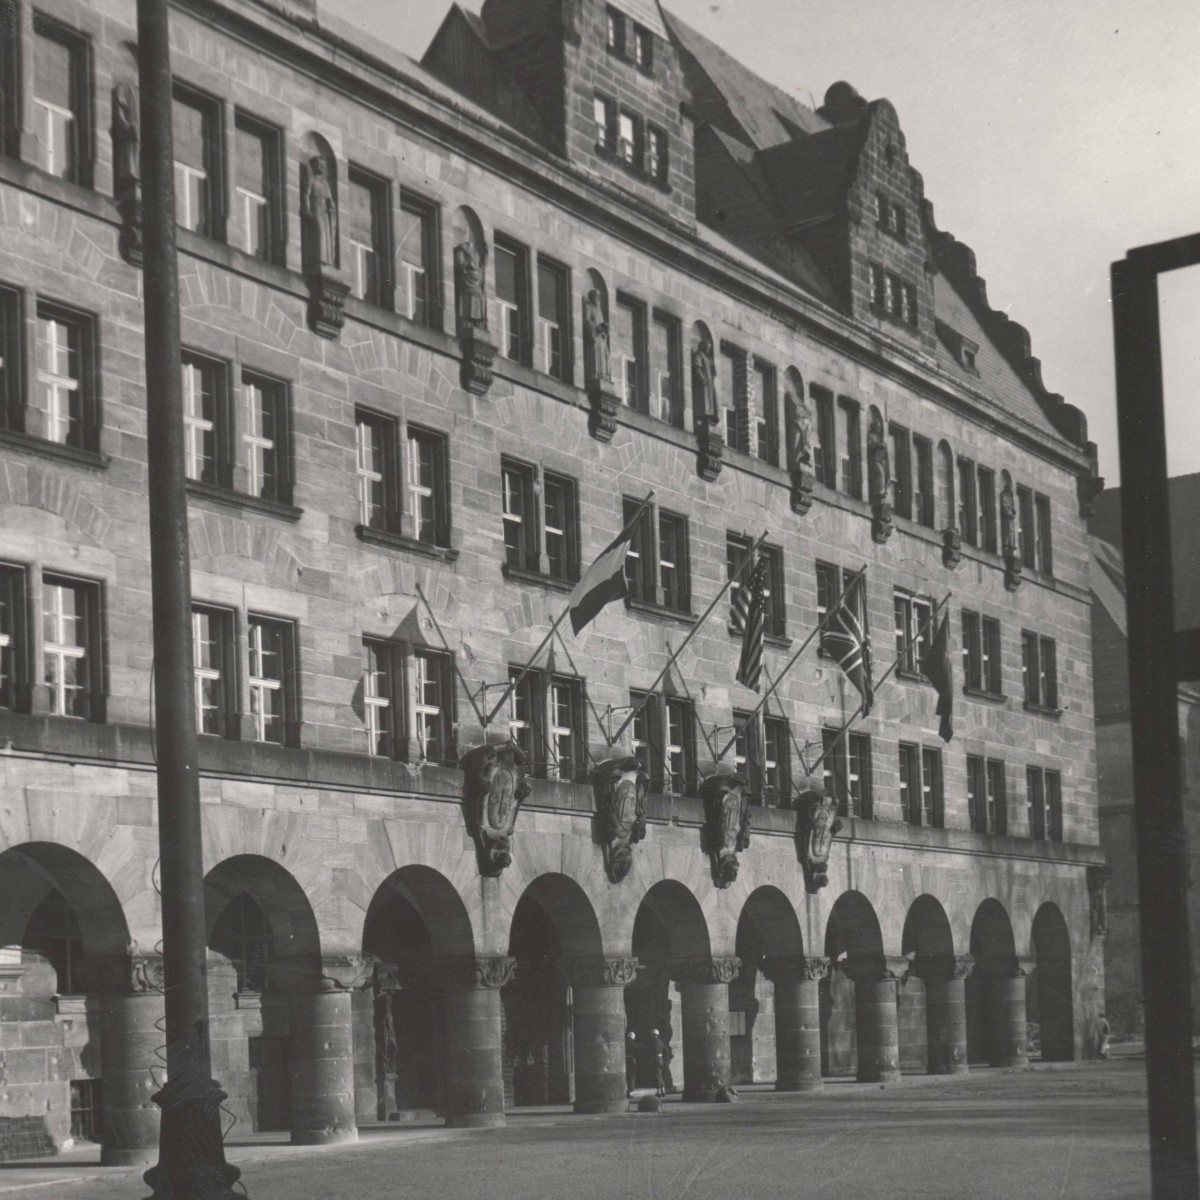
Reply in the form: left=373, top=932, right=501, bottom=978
left=0, top=1059, right=1158, bottom=1200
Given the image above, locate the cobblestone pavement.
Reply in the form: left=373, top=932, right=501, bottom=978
left=0, top=1060, right=1158, bottom=1199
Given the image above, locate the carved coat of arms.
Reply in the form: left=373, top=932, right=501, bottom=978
left=593, top=757, right=649, bottom=882
left=795, top=789, right=843, bottom=893
left=701, top=772, right=751, bottom=888
left=461, top=741, right=531, bottom=876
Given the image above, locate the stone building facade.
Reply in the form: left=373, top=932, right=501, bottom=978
left=0, top=0, right=1105, bottom=1164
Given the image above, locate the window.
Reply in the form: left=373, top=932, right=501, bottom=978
left=363, top=638, right=403, bottom=758
left=411, top=647, right=455, bottom=765
left=42, top=574, right=101, bottom=720
left=233, top=113, right=282, bottom=262
left=607, top=7, right=653, bottom=73
left=811, top=386, right=837, bottom=488
left=957, top=457, right=978, bottom=545
left=816, top=561, right=861, bottom=655
left=633, top=25, right=653, bottom=71
left=0, top=284, right=20, bottom=433
left=594, top=93, right=617, bottom=153
left=242, top=371, right=290, bottom=504
left=618, top=109, right=640, bottom=167
left=900, top=744, right=942, bottom=827
left=508, top=668, right=585, bottom=781
left=32, top=17, right=88, bottom=183
left=624, top=498, right=689, bottom=612
left=606, top=6, right=625, bottom=52
left=615, top=295, right=648, bottom=411
left=968, top=756, right=1007, bottom=834
left=913, top=436, right=934, bottom=527
left=876, top=194, right=906, bottom=240
left=211, top=892, right=271, bottom=993
left=1027, top=766, right=1063, bottom=843
left=893, top=590, right=932, bottom=675
left=646, top=125, right=668, bottom=184
left=650, top=311, right=683, bottom=427
left=398, top=194, right=438, bottom=327
left=172, top=86, right=221, bottom=237
left=822, top=728, right=872, bottom=819
left=34, top=302, right=96, bottom=449
left=0, top=563, right=28, bottom=711
left=69, top=1079, right=103, bottom=1144
left=962, top=611, right=1002, bottom=696
left=501, top=459, right=579, bottom=583
left=181, top=352, right=230, bottom=487
left=354, top=410, right=450, bottom=548
left=1022, top=631, right=1058, bottom=711
left=537, top=258, right=571, bottom=381
left=763, top=715, right=790, bottom=806
left=247, top=615, right=295, bottom=745
left=889, top=424, right=912, bottom=519
left=836, top=397, right=862, bottom=498
left=1017, top=485, right=1036, bottom=569
left=631, top=690, right=696, bottom=795
left=727, top=535, right=785, bottom=639
left=192, top=605, right=236, bottom=737
left=898, top=743, right=919, bottom=824
left=494, top=239, right=530, bottom=364
left=0, top=3, right=18, bottom=159
left=1034, top=493, right=1053, bottom=574
left=347, top=167, right=391, bottom=308
left=754, top=359, right=779, bottom=466
left=903, top=283, right=918, bottom=327
left=977, top=467, right=997, bottom=553
left=720, top=344, right=749, bottom=452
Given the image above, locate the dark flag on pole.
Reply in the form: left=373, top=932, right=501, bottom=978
left=824, top=576, right=873, bottom=716
left=919, top=608, right=954, bottom=742
left=569, top=530, right=633, bottom=635
left=735, top=555, right=768, bottom=691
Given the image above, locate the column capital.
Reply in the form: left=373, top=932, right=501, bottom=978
left=472, top=956, right=518, bottom=990
left=913, top=954, right=975, bottom=983
left=839, top=956, right=896, bottom=986
left=669, top=957, right=740, bottom=985
left=761, top=956, right=830, bottom=984
left=560, top=957, right=639, bottom=988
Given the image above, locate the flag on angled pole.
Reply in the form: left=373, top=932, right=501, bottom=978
left=735, top=554, right=768, bottom=691
left=824, top=575, right=873, bottom=715
left=569, top=530, right=634, bottom=634
left=919, top=607, right=954, bottom=742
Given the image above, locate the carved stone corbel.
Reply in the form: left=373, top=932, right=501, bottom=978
left=593, top=757, right=648, bottom=883
left=461, top=741, right=530, bottom=877
left=794, top=788, right=843, bottom=894
left=305, top=268, right=351, bottom=339
left=1003, top=546, right=1023, bottom=592
left=460, top=326, right=497, bottom=396
left=586, top=378, right=621, bottom=443
left=789, top=464, right=815, bottom=516
left=942, top=526, right=963, bottom=569
left=700, top=772, right=750, bottom=888
left=696, top=424, right=724, bottom=482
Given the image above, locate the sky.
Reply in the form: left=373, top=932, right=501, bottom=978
left=327, top=0, right=1200, bottom=484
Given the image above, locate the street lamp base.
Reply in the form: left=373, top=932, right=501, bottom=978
left=143, top=1077, right=243, bottom=1199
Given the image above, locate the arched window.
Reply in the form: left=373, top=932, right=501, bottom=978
left=210, top=891, right=272, bottom=993
left=23, top=888, right=84, bottom=993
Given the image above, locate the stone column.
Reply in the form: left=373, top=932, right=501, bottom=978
left=288, top=957, right=363, bottom=1146
left=351, top=984, right=377, bottom=1125
left=762, top=956, right=827, bottom=1093
left=983, top=960, right=1029, bottom=1068
left=918, top=955, right=974, bottom=1075
left=441, top=956, right=514, bottom=1128
left=563, top=958, right=638, bottom=1114
left=671, top=958, right=739, bottom=1102
left=844, top=960, right=900, bottom=1083
left=99, top=958, right=164, bottom=1167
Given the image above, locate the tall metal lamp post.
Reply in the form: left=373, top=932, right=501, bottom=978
left=1112, top=234, right=1200, bottom=1200
left=137, top=0, right=242, bottom=1194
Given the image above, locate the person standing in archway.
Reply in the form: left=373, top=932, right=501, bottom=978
left=651, top=1028, right=668, bottom=1097
left=1096, top=1013, right=1111, bottom=1060
left=625, top=1030, right=638, bottom=1096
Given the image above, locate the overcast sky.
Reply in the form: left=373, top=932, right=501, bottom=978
left=328, top=0, right=1200, bottom=483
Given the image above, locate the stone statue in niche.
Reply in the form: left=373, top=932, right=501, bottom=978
left=691, top=331, right=719, bottom=429
left=453, top=240, right=488, bottom=333
left=867, top=409, right=893, bottom=542
left=111, top=81, right=143, bottom=266
left=794, top=789, right=843, bottom=894
left=785, top=387, right=815, bottom=515
left=461, top=741, right=530, bottom=876
left=593, top=756, right=648, bottom=883
left=700, top=772, right=751, bottom=889
left=1000, top=477, right=1022, bottom=589
left=583, top=289, right=612, bottom=388
left=1087, top=864, right=1111, bottom=940
left=305, top=155, right=338, bottom=268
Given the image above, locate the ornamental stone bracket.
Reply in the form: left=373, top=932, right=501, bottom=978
left=560, top=957, right=639, bottom=989
left=942, top=526, right=963, bottom=569
left=871, top=501, right=894, bottom=544
left=794, top=788, right=842, bottom=894
left=305, top=266, right=351, bottom=339
left=129, top=955, right=166, bottom=994
left=761, top=956, right=830, bottom=985
left=585, top=380, right=620, bottom=443
left=1087, top=864, right=1112, bottom=940
left=461, top=740, right=530, bottom=877
left=1003, top=547, right=1023, bottom=592
left=789, top=464, right=815, bottom=516
left=460, top=327, right=497, bottom=396
left=669, top=957, right=741, bottom=986
left=700, top=772, right=750, bottom=889
left=592, top=756, right=648, bottom=883
left=696, top=425, right=724, bottom=482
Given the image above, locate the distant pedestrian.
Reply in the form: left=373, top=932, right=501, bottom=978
left=625, top=1030, right=638, bottom=1095
left=651, top=1028, right=668, bottom=1097
left=1096, top=1013, right=1111, bottom=1060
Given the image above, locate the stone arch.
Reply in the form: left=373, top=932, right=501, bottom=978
left=900, top=895, right=956, bottom=1074
left=820, top=890, right=884, bottom=1077
left=937, top=439, right=956, bottom=530
left=299, top=132, right=339, bottom=272
left=1030, top=902, right=1074, bottom=1062
left=967, top=898, right=1019, bottom=1067
left=0, top=470, right=114, bottom=548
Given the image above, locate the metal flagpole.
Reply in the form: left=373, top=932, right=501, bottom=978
left=716, top=564, right=868, bottom=763
left=607, top=529, right=770, bottom=748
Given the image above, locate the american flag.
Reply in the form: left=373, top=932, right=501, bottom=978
left=824, top=576, right=874, bottom=716
left=734, top=554, right=768, bottom=691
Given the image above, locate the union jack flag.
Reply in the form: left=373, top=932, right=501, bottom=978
left=734, top=554, right=768, bottom=691
left=824, top=576, right=873, bottom=716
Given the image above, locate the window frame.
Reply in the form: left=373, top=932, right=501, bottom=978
left=240, top=368, right=291, bottom=505
left=650, top=309, right=684, bottom=428
left=836, top=395, right=863, bottom=499
left=631, top=689, right=696, bottom=796
left=977, top=465, right=997, bottom=553
left=181, top=349, right=233, bottom=490
left=171, top=81, right=224, bottom=240
left=246, top=613, right=298, bottom=747
left=192, top=603, right=238, bottom=739
left=410, top=647, right=456, bottom=766
left=33, top=298, right=98, bottom=451
left=624, top=497, right=690, bottom=613
left=31, top=12, right=92, bottom=186
left=41, top=572, right=103, bottom=722
left=501, top=457, right=580, bottom=584
left=346, top=164, right=393, bottom=310
left=727, top=534, right=786, bottom=640
left=893, top=589, right=933, bottom=676
left=823, top=727, right=873, bottom=819
left=0, top=562, right=29, bottom=713
left=536, top=256, right=572, bottom=383
left=957, top=456, right=979, bottom=546
left=398, top=190, right=441, bottom=328
left=811, top=385, right=837, bottom=488
left=753, top=357, right=779, bottom=466
left=362, top=637, right=405, bottom=760
left=232, top=109, right=284, bottom=265
left=1022, top=630, right=1059, bottom=712
left=493, top=236, right=532, bottom=366
left=889, top=422, right=913, bottom=519
left=1034, top=492, right=1053, bottom=575
left=962, top=609, right=1003, bottom=697
left=615, top=293, right=649, bottom=413
left=1026, top=766, right=1062, bottom=842
left=1017, top=485, right=1036, bottom=569
left=912, top=434, right=935, bottom=527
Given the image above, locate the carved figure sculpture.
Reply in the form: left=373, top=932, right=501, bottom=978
left=691, top=331, right=719, bottom=427
left=593, top=757, right=648, bottom=882
left=700, top=772, right=751, bottom=888
left=462, top=741, right=530, bottom=876
left=1087, top=864, right=1112, bottom=940
left=112, top=81, right=140, bottom=188
left=794, top=789, right=843, bottom=893
left=583, top=289, right=611, bottom=387
left=867, top=410, right=890, bottom=508
left=785, top=388, right=813, bottom=472
left=1000, top=477, right=1018, bottom=557
left=304, top=155, right=338, bottom=267
left=454, top=239, right=487, bottom=331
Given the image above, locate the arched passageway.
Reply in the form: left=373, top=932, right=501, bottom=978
left=823, top=891, right=895, bottom=1082
left=901, top=895, right=966, bottom=1074
left=967, top=899, right=1028, bottom=1068
left=204, top=856, right=327, bottom=1144
left=1030, top=904, right=1074, bottom=1061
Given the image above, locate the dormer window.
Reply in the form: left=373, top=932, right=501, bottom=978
left=606, top=6, right=654, bottom=75
left=607, top=7, right=625, bottom=52
left=962, top=345, right=977, bottom=371
left=935, top=320, right=980, bottom=372
left=877, top=193, right=907, bottom=241
left=633, top=27, right=653, bottom=71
